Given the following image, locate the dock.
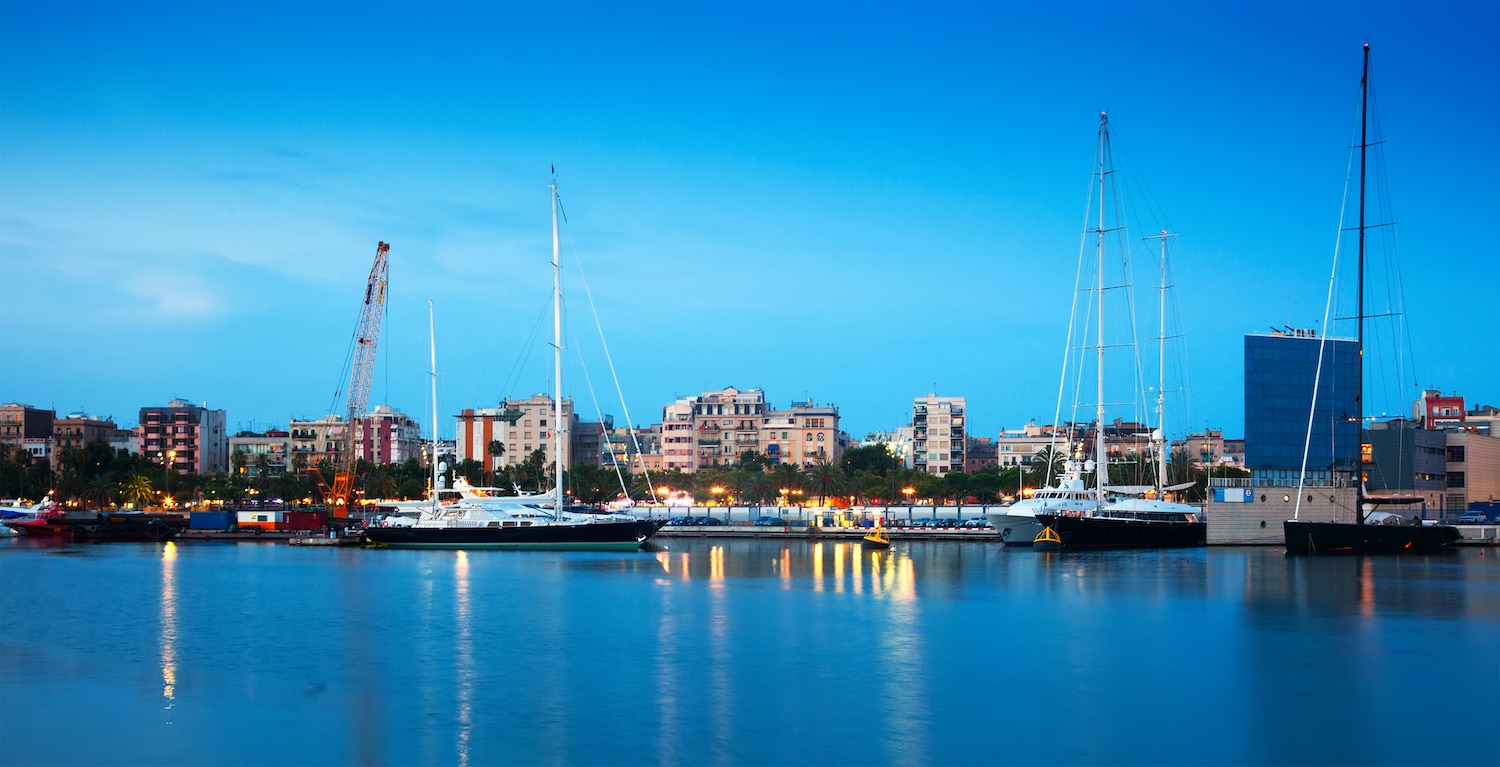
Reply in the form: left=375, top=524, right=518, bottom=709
left=288, top=534, right=364, bottom=547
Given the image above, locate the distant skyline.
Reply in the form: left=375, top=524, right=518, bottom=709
left=3, top=2, right=1497, bottom=441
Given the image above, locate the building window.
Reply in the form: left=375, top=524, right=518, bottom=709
left=1447, top=445, right=1466, bottom=462
left=1449, top=471, right=1465, bottom=488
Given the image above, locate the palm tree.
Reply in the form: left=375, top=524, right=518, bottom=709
left=740, top=471, right=775, bottom=505
left=772, top=463, right=802, bottom=496
left=486, top=440, right=506, bottom=486
left=231, top=450, right=248, bottom=477
left=84, top=475, right=117, bottom=509
left=366, top=470, right=399, bottom=500
left=804, top=459, right=845, bottom=505
left=125, top=474, right=155, bottom=510
left=1027, top=446, right=1066, bottom=488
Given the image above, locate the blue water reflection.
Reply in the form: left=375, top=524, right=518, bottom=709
left=0, top=538, right=1495, bottom=766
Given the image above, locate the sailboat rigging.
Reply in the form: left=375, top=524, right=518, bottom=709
left=991, top=113, right=1205, bottom=550
left=1283, top=45, right=1459, bottom=555
left=364, top=175, right=663, bottom=550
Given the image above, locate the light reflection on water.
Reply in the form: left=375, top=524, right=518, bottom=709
left=1, top=538, right=1496, bottom=767
left=158, top=541, right=176, bottom=722
left=454, top=550, right=472, bottom=767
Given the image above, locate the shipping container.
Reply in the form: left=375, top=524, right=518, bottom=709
left=236, top=510, right=283, bottom=530
left=189, top=511, right=235, bottom=530
left=283, top=510, right=329, bottom=532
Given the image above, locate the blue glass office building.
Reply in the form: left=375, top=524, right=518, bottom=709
left=1244, top=332, right=1359, bottom=480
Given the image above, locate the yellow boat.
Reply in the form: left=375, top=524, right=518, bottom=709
left=863, top=527, right=891, bottom=549
left=1033, top=525, right=1062, bottom=552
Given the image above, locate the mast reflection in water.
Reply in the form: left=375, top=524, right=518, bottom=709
left=0, top=539, right=1494, bottom=766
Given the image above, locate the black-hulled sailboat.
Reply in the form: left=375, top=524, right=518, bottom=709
left=1282, top=45, right=1459, bottom=556
left=365, top=177, right=662, bottom=551
left=1033, top=113, right=1205, bottom=551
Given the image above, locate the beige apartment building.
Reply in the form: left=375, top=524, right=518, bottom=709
left=455, top=395, right=577, bottom=476
left=53, top=413, right=117, bottom=455
left=658, top=388, right=843, bottom=472
left=661, top=399, right=696, bottom=471
left=995, top=422, right=1069, bottom=469
left=1444, top=431, right=1500, bottom=512
left=682, top=387, right=766, bottom=470
left=913, top=394, right=966, bottom=475
left=762, top=400, right=841, bottom=469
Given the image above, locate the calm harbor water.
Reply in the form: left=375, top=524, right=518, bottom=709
left=1, top=537, right=1496, bottom=767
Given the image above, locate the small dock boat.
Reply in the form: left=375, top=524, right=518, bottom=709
left=1033, top=525, right=1062, bottom=552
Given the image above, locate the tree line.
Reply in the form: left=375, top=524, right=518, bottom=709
left=0, top=440, right=1243, bottom=510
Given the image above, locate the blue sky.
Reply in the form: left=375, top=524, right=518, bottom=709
left=2, top=1, right=1496, bottom=443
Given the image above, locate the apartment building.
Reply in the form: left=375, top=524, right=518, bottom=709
left=660, top=399, right=696, bottom=471
left=356, top=405, right=423, bottom=465
left=995, top=422, right=1073, bottom=469
left=0, top=403, right=53, bottom=455
left=912, top=394, right=966, bottom=475
left=53, top=413, right=117, bottom=455
left=456, top=395, right=577, bottom=474
left=1443, top=431, right=1500, bottom=512
left=1170, top=429, right=1246, bottom=468
left=965, top=436, right=998, bottom=471
left=695, top=387, right=765, bottom=469
left=761, top=399, right=841, bottom=469
left=139, top=399, right=228, bottom=474
left=228, top=430, right=290, bottom=477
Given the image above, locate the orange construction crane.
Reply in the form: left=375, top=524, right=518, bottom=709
left=311, top=241, right=389, bottom=518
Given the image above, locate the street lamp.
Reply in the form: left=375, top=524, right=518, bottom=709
left=167, top=449, right=177, bottom=505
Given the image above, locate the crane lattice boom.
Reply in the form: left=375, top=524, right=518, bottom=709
left=340, top=241, right=390, bottom=475
left=313, top=241, right=389, bottom=518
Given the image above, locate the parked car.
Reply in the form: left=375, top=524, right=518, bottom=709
left=667, top=516, right=694, bottom=526
left=754, top=517, right=787, bottom=526
left=1457, top=513, right=1488, bottom=524
left=693, top=516, right=723, bottom=526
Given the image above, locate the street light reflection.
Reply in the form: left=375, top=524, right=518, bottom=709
left=454, top=551, right=473, bottom=767
left=159, top=541, right=178, bottom=722
left=656, top=542, right=920, bottom=599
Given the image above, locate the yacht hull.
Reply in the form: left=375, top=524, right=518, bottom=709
left=987, top=513, right=1043, bottom=547
left=1036, top=514, right=1206, bottom=550
left=1282, top=520, right=1461, bottom=555
left=364, top=519, right=663, bottom=550
left=4, top=514, right=182, bottom=542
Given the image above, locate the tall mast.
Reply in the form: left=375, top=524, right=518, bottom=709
left=428, top=299, right=439, bottom=516
left=1146, top=230, right=1176, bottom=494
left=1095, top=112, right=1109, bottom=506
left=551, top=175, right=565, bottom=515
left=1356, top=44, right=1369, bottom=523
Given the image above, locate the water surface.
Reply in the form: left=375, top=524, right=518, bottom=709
left=1, top=538, right=1495, bottom=766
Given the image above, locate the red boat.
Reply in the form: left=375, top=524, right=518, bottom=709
left=5, top=510, right=185, bottom=542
